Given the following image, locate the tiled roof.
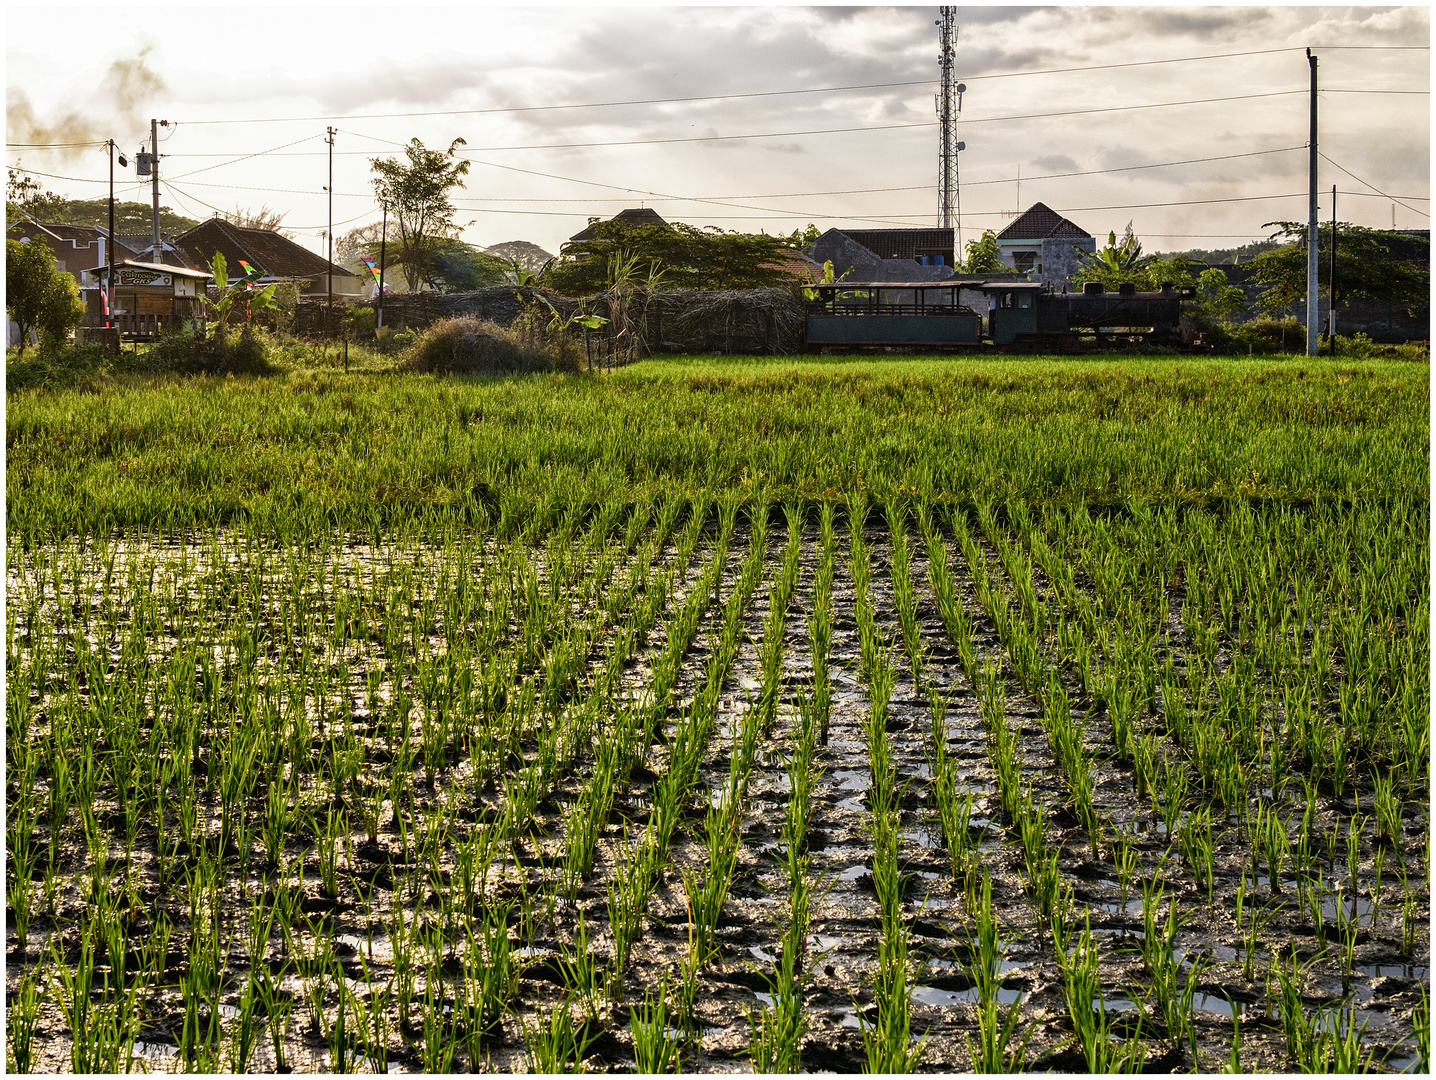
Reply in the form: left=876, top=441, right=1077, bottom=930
left=839, top=228, right=954, bottom=261
left=995, top=202, right=1091, bottom=241
left=176, top=218, right=358, bottom=282
left=568, top=207, right=670, bottom=243
left=761, top=250, right=824, bottom=281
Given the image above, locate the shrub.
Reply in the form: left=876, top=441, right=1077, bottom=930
left=344, top=305, right=377, bottom=339
left=401, top=317, right=582, bottom=375
left=6, top=342, right=110, bottom=392
left=146, top=323, right=278, bottom=376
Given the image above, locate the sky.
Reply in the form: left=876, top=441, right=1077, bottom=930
left=6, top=4, right=1430, bottom=260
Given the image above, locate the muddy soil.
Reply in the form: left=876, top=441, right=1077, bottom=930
left=6, top=520, right=1428, bottom=1073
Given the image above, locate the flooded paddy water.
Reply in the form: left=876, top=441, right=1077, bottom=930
left=5, top=496, right=1428, bottom=1072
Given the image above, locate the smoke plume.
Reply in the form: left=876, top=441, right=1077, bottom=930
left=7, top=46, right=164, bottom=162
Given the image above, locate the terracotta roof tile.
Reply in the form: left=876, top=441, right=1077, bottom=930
left=995, top=202, right=1091, bottom=241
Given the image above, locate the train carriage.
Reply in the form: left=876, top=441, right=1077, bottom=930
left=806, top=278, right=1196, bottom=351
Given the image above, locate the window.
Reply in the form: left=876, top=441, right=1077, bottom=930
left=1012, top=251, right=1036, bottom=272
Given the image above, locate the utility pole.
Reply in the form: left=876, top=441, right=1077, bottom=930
left=150, top=118, right=163, bottom=260
left=1306, top=49, right=1319, bottom=357
left=326, top=126, right=336, bottom=316
left=107, top=140, right=126, bottom=328
left=936, top=7, right=956, bottom=231
left=1327, top=184, right=1337, bottom=350
left=377, top=202, right=387, bottom=329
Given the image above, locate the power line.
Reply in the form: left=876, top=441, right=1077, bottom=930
left=166, top=134, right=323, bottom=181
left=161, top=179, right=375, bottom=233
left=137, top=44, right=1433, bottom=129
left=962, top=90, right=1306, bottom=127
left=1318, top=152, right=1430, bottom=218
left=151, top=90, right=1316, bottom=163
left=5, top=140, right=108, bottom=149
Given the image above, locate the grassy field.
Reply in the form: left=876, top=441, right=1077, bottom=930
left=5, top=354, right=1430, bottom=1073
left=6, top=354, right=1426, bottom=539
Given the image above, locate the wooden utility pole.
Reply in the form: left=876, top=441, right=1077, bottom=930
left=1306, top=49, right=1319, bottom=357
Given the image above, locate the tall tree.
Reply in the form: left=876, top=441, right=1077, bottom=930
left=1246, top=220, right=1428, bottom=318
left=544, top=219, right=794, bottom=295
left=369, top=138, right=471, bottom=292
left=221, top=204, right=293, bottom=237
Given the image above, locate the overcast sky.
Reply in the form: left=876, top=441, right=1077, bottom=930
left=6, top=4, right=1429, bottom=259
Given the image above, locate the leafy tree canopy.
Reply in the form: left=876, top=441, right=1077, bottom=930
left=7, top=170, right=198, bottom=234
left=6, top=238, right=85, bottom=354
left=428, top=239, right=513, bottom=292
left=220, top=204, right=292, bottom=237
left=370, top=138, right=471, bottom=293
left=960, top=230, right=1005, bottom=273
left=544, top=219, right=797, bottom=295
left=1246, top=221, right=1429, bottom=317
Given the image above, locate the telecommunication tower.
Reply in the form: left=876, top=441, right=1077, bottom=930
left=935, top=7, right=965, bottom=247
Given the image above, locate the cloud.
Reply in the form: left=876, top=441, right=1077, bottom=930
left=1033, top=153, right=1079, bottom=173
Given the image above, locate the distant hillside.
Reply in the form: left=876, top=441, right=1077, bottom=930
left=17, top=197, right=199, bottom=236
left=484, top=240, right=554, bottom=274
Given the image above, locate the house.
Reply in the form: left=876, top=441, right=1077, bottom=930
left=6, top=219, right=141, bottom=326
left=807, top=228, right=959, bottom=284
left=142, top=217, right=365, bottom=300
left=567, top=207, right=670, bottom=245
left=994, top=203, right=1095, bottom=289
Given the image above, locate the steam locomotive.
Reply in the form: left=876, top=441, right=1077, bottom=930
left=805, top=278, right=1198, bottom=351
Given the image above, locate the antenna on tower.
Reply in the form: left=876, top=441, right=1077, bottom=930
left=936, top=6, right=962, bottom=248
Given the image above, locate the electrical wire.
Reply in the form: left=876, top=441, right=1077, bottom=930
left=1318, top=152, right=1430, bottom=218
left=154, top=89, right=1317, bottom=163
left=5, top=140, right=109, bottom=150
left=165, top=134, right=324, bottom=181
left=144, top=44, right=1432, bottom=129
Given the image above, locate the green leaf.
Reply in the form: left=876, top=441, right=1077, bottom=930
left=574, top=314, right=608, bottom=330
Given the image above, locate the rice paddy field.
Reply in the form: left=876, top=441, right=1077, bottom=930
left=5, top=355, right=1430, bottom=1073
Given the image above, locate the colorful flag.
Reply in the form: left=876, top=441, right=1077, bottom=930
left=360, top=256, right=382, bottom=283
left=238, top=259, right=258, bottom=276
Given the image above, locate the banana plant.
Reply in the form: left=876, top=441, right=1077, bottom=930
left=203, top=251, right=279, bottom=334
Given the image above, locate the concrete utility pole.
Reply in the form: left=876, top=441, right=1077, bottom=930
left=1307, top=49, right=1319, bottom=357
left=377, top=202, right=387, bottom=329
left=326, top=126, right=336, bottom=313
left=150, top=118, right=162, bottom=260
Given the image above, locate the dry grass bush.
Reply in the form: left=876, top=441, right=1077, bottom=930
left=402, top=316, right=583, bottom=375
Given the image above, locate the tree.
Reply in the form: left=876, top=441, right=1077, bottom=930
left=6, top=238, right=85, bottom=354
left=1246, top=220, right=1428, bottom=318
left=960, top=230, right=1005, bottom=273
left=543, top=219, right=795, bottom=295
left=6, top=167, right=64, bottom=225
left=785, top=223, right=823, bottom=249
left=335, top=221, right=389, bottom=272
left=221, top=204, right=293, bottom=237
left=427, top=239, right=512, bottom=292
left=369, top=138, right=472, bottom=292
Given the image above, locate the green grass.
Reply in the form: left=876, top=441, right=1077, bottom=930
left=7, top=355, right=1426, bottom=539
